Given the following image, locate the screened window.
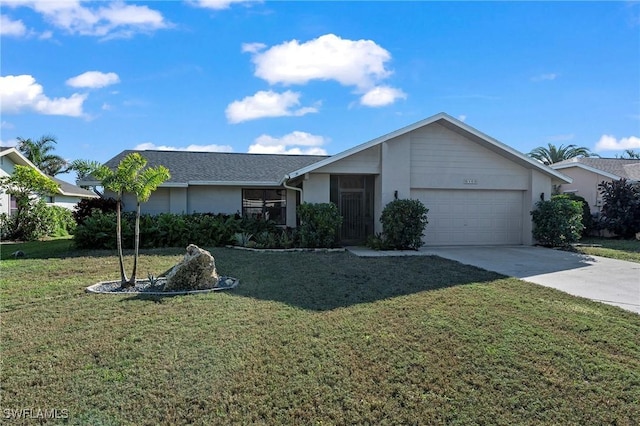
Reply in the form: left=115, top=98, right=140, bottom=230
left=242, top=189, right=287, bottom=225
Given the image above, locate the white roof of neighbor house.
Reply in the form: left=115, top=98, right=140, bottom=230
left=0, top=147, right=98, bottom=198
left=286, top=112, right=572, bottom=184
left=552, top=157, right=640, bottom=181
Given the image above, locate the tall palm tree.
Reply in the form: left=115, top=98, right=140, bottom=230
left=94, top=153, right=169, bottom=288
left=129, top=161, right=170, bottom=285
left=527, top=143, right=597, bottom=165
left=17, top=135, right=69, bottom=176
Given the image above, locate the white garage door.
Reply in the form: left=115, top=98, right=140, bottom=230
left=411, top=189, right=524, bottom=246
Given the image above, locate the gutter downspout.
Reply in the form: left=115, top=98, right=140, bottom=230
left=282, top=174, right=303, bottom=203
left=282, top=174, right=303, bottom=228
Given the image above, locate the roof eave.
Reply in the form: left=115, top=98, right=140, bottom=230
left=551, top=162, right=622, bottom=181
left=188, top=181, right=282, bottom=187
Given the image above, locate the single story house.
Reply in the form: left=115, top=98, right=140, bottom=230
left=88, top=113, right=571, bottom=246
left=0, top=147, right=98, bottom=216
left=551, top=157, right=640, bottom=213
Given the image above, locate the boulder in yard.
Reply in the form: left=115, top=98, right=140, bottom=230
left=164, top=244, right=219, bottom=291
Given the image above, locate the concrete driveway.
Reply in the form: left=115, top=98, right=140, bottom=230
left=348, top=245, right=640, bottom=314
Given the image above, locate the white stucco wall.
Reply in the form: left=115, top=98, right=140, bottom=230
left=0, top=155, right=15, bottom=216
left=555, top=167, right=611, bottom=212
left=187, top=186, right=240, bottom=214
left=409, top=123, right=529, bottom=190
left=48, top=196, right=82, bottom=211
left=302, top=173, right=330, bottom=204
left=314, top=145, right=381, bottom=174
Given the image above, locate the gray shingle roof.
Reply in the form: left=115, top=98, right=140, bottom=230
left=554, top=157, right=640, bottom=180
left=101, top=150, right=329, bottom=185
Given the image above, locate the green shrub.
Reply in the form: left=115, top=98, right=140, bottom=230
left=598, top=179, right=640, bottom=239
left=553, top=193, right=593, bottom=237
left=73, top=210, right=120, bottom=249
left=73, top=212, right=242, bottom=249
left=531, top=197, right=584, bottom=247
left=0, top=199, right=56, bottom=241
left=73, top=197, right=117, bottom=225
left=366, top=233, right=392, bottom=251
left=48, top=205, right=76, bottom=237
left=297, top=203, right=343, bottom=248
left=379, top=199, right=429, bottom=250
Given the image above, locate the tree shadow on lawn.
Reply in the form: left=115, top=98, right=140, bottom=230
left=217, top=250, right=505, bottom=311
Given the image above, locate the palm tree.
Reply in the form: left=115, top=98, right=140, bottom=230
left=129, top=161, right=170, bottom=284
left=16, top=135, right=69, bottom=176
left=94, top=153, right=169, bottom=288
left=621, top=149, right=640, bottom=159
left=68, top=159, right=104, bottom=193
left=527, top=143, right=598, bottom=165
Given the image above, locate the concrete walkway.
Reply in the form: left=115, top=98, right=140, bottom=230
left=347, top=245, right=640, bottom=314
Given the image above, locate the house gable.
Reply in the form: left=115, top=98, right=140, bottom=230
left=287, top=112, right=571, bottom=185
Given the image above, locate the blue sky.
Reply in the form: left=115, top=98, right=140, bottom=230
left=1, top=1, right=639, bottom=183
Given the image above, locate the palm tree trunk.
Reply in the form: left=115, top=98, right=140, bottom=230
left=128, top=202, right=141, bottom=286
left=116, top=199, right=130, bottom=287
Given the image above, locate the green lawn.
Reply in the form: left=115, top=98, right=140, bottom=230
left=1, top=240, right=639, bottom=425
left=575, top=237, right=640, bottom=263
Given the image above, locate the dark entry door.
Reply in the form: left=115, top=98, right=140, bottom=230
left=340, top=191, right=365, bottom=242
left=330, top=175, right=375, bottom=244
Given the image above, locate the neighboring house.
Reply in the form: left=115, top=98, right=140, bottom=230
left=86, top=113, right=571, bottom=246
left=0, top=147, right=98, bottom=215
left=551, top=158, right=640, bottom=213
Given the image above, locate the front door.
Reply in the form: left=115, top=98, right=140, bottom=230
left=330, top=175, right=375, bottom=244
left=340, top=191, right=365, bottom=242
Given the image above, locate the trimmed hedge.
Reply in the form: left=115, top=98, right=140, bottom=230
left=74, top=206, right=345, bottom=250
left=74, top=212, right=242, bottom=249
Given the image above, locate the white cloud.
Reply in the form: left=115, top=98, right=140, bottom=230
left=1, top=121, right=15, bottom=129
left=242, top=42, right=266, bottom=53
left=247, top=33, right=395, bottom=91
left=531, top=73, right=558, bottom=82
left=226, top=90, right=318, bottom=123
left=4, top=1, right=169, bottom=39
left=360, top=86, right=407, bottom=107
left=0, top=74, right=87, bottom=117
left=248, top=131, right=328, bottom=155
left=66, top=71, right=120, bottom=89
left=134, top=142, right=234, bottom=152
left=0, top=138, right=19, bottom=147
left=458, top=114, right=467, bottom=122
left=0, top=14, right=26, bottom=36
left=188, top=0, right=262, bottom=10
left=594, top=134, right=640, bottom=151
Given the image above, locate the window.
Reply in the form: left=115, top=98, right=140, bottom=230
left=242, top=189, right=287, bottom=225
left=9, top=195, right=18, bottom=216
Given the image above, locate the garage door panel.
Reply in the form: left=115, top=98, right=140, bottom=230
left=411, top=189, right=523, bottom=245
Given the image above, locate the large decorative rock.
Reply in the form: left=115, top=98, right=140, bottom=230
left=164, top=244, right=219, bottom=291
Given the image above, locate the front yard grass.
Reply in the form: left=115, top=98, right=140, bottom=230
left=1, top=240, right=639, bottom=425
left=576, top=237, right=640, bottom=263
